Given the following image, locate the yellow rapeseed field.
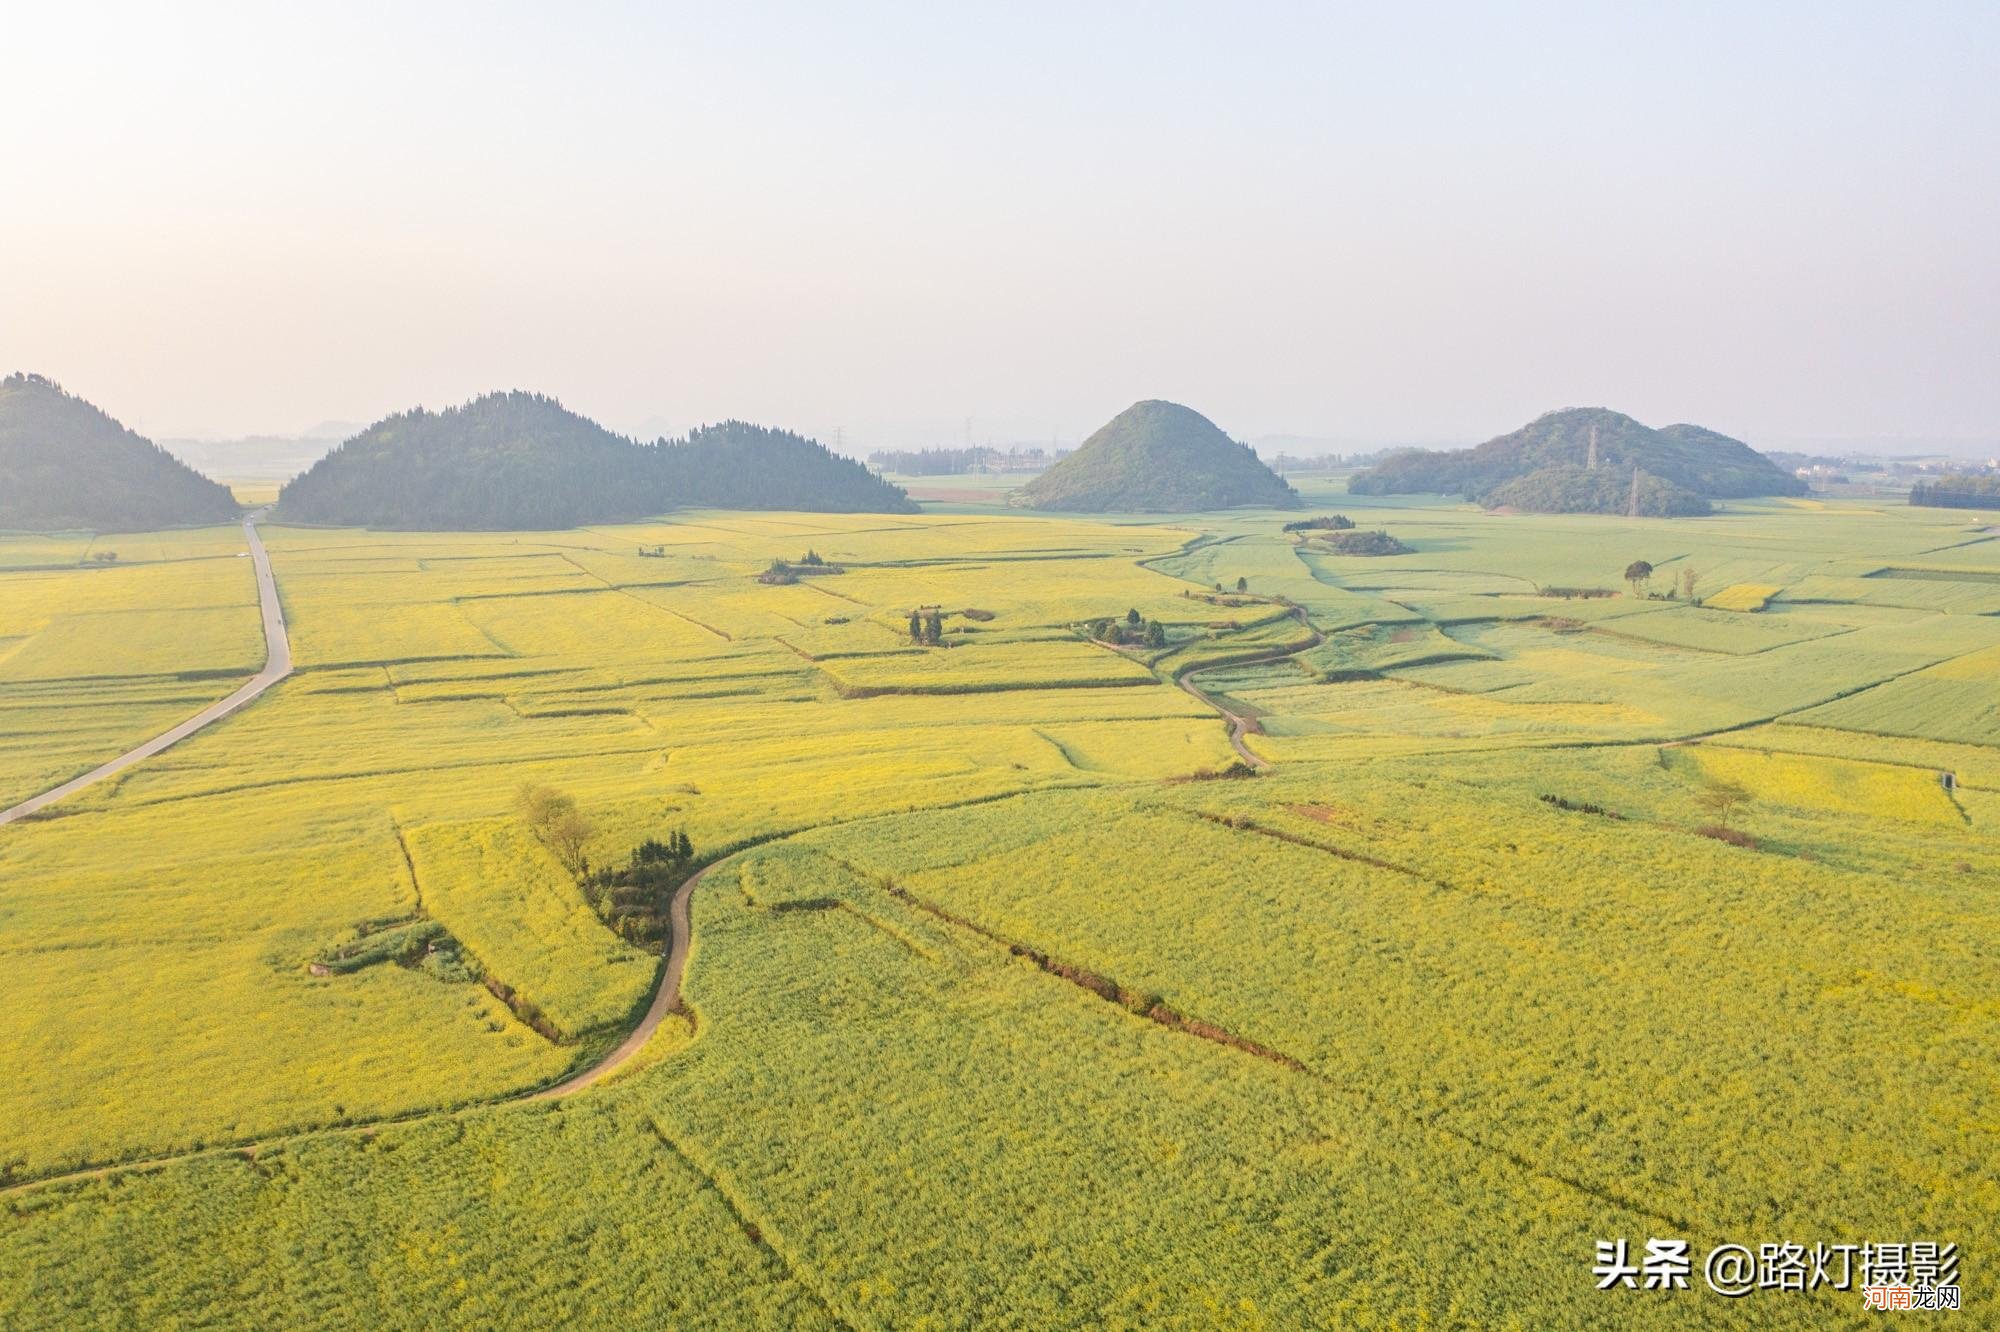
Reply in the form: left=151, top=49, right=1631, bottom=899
left=2, top=495, right=1996, bottom=1326
left=1704, top=581, right=1782, bottom=611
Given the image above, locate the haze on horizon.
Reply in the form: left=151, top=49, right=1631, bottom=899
left=4, top=1, right=1996, bottom=457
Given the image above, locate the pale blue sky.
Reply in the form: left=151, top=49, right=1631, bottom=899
left=3, top=2, right=1995, bottom=453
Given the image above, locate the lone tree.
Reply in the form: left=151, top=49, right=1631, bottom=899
left=1696, top=780, right=1751, bottom=829
left=1624, top=560, right=1654, bottom=597
left=1125, top=607, right=1141, bottom=626
left=908, top=610, right=922, bottom=643
left=515, top=782, right=595, bottom=875
left=1236, top=576, right=1248, bottom=593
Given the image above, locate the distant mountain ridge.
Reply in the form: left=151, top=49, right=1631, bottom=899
left=277, top=392, right=915, bottom=529
left=0, top=373, right=242, bottom=531
left=1017, top=400, right=1299, bottom=512
left=1348, top=407, right=1805, bottom=516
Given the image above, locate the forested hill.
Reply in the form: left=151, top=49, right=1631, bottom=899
left=1016, top=400, right=1299, bottom=511
left=657, top=422, right=918, bottom=513
left=0, top=373, right=241, bottom=531
left=278, top=394, right=917, bottom=529
left=1348, top=407, right=1806, bottom=516
left=278, top=392, right=655, bottom=529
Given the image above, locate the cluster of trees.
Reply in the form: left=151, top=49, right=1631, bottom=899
left=516, top=782, right=698, bottom=948
left=1281, top=514, right=1355, bottom=532
left=760, top=550, right=847, bottom=585
left=1910, top=475, right=2000, bottom=508
left=1088, top=607, right=1168, bottom=649
left=278, top=393, right=918, bottom=529
left=1622, top=561, right=1702, bottom=601
left=1317, top=529, right=1412, bottom=556
left=908, top=607, right=945, bottom=645
left=582, top=829, right=700, bottom=947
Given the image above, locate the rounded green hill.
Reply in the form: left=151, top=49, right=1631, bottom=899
left=278, top=391, right=917, bottom=529
left=1349, top=406, right=1805, bottom=516
left=1017, top=400, right=1300, bottom=512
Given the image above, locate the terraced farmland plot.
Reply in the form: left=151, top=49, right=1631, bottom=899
left=1678, top=745, right=1963, bottom=823
left=1795, top=641, right=2000, bottom=746
left=814, top=638, right=1157, bottom=694
left=1581, top=602, right=1848, bottom=653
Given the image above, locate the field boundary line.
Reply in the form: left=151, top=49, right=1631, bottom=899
left=866, top=872, right=1759, bottom=1255
left=554, top=551, right=739, bottom=641
left=642, top=1116, right=858, bottom=1331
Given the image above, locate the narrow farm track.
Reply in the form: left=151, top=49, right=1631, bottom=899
left=534, top=857, right=718, bottom=1098
left=1175, top=605, right=1325, bottom=770
left=0, top=513, right=292, bottom=827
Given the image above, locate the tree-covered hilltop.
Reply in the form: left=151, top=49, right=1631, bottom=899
left=1015, top=400, right=1299, bottom=512
left=279, top=394, right=917, bottom=529
left=657, top=421, right=918, bottom=513
left=0, top=373, right=241, bottom=531
left=279, top=392, right=655, bottom=529
left=1483, top=464, right=1712, bottom=517
left=1348, top=407, right=1804, bottom=515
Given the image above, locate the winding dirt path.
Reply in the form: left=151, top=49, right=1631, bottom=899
left=0, top=513, right=292, bottom=827
left=534, top=857, right=720, bottom=1098
left=1175, top=605, right=1324, bottom=770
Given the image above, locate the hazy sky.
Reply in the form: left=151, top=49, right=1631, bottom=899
left=4, top=2, right=1996, bottom=453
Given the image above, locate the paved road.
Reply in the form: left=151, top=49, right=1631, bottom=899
left=534, top=856, right=721, bottom=1098
left=0, top=513, right=292, bottom=827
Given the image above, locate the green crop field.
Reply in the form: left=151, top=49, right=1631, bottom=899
left=3, top=493, right=1996, bottom=1328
